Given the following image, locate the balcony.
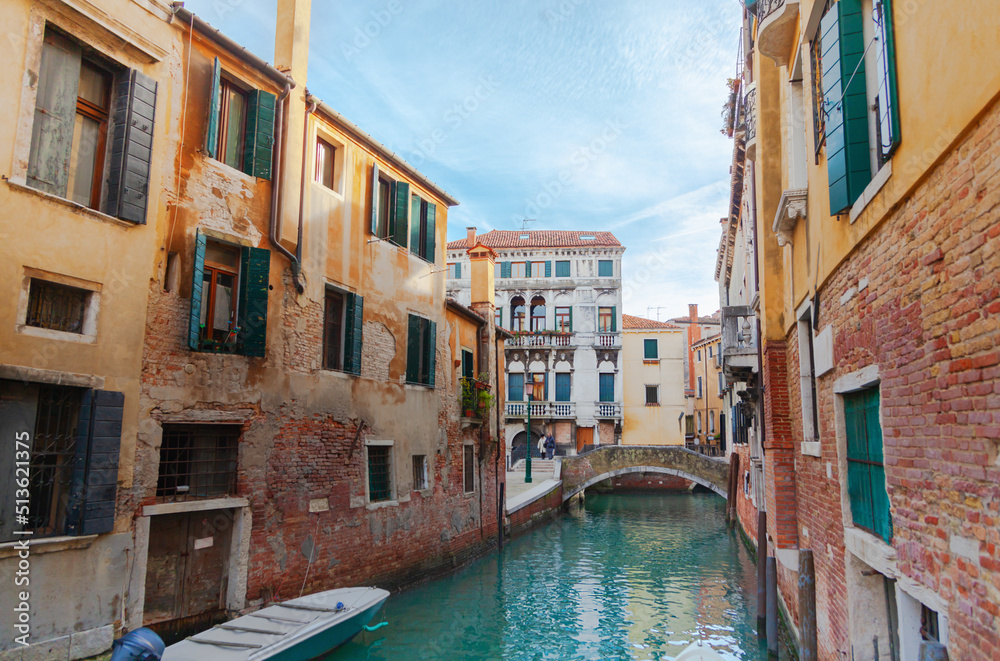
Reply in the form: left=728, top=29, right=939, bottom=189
left=721, top=306, right=758, bottom=381
left=505, top=401, right=576, bottom=419
left=507, top=332, right=573, bottom=348
left=755, top=0, right=799, bottom=67
left=596, top=333, right=620, bottom=348
left=744, top=82, right=758, bottom=161
left=595, top=402, right=622, bottom=418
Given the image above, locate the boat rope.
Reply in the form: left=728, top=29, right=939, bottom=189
left=363, top=622, right=388, bottom=632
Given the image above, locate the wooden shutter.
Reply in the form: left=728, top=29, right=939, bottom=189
left=409, top=195, right=421, bottom=253
left=188, top=230, right=207, bottom=350
left=238, top=246, right=270, bottom=357
left=425, top=320, right=437, bottom=386
left=205, top=57, right=221, bottom=158
left=545, top=261, right=552, bottom=277
left=525, top=262, right=531, bottom=278
left=406, top=315, right=420, bottom=383
left=106, top=69, right=157, bottom=223
left=863, top=389, right=892, bottom=542
left=455, top=262, right=461, bottom=278
left=27, top=32, right=82, bottom=197
left=610, top=306, right=617, bottom=332
left=343, top=293, right=364, bottom=374
left=423, top=203, right=437, bottom=263
left=370, top=163, right=379, bottom=235
left=874, top=0, right=901, bottom=163
left=501, top=262, right=511, bottom=279
left=66, top=389, right=123, bottom=536
left=821, top=0, right=871, bottom=215
left=242, top=89, right=276, bottom=179
left=393, top=181, right=410, bottom=247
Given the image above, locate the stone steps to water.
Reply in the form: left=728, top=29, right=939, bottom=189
left=509, top=459, right=555, bottom=473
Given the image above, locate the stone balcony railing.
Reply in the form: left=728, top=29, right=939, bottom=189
left=596, top=332, right=620, bottom=348
left=721, top=305, right=758, bottom=381
left=595, top=402, right=622, bottom=418
left=504, top=332, right=619, bottom=349
left=505, top=401, right=576, bottom=418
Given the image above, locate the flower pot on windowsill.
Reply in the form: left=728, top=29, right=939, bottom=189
left=464, top=409, right=474, bottom=418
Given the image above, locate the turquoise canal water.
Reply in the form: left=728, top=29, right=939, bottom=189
left=328, top=492, right=784, bottom=660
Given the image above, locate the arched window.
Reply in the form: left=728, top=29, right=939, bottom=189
left=530, top=296, right=546, bottom=332
left=510, top=296, right=525, bottom=331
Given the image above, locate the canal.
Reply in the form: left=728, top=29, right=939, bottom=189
left=328, top=492, right=787, bottom=660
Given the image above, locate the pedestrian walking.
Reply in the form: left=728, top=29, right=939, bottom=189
left=536, top=434, right=546, bottom=458
left=545, top=433, right=556, bottom=460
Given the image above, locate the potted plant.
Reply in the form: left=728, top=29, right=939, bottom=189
left=460, top=378, right=477, bottom=417
left=477, top=389, right=495, bottom=417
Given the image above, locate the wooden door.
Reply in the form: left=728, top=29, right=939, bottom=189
left=576, top=426, right=593, bottom=453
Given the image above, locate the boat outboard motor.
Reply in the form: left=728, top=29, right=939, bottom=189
left=110, top=627, right=165, bottom=661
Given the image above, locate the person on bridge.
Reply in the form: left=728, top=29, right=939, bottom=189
left=537, top=434, right=546, bottom=458
left=545, top=433, right=555, bottom=460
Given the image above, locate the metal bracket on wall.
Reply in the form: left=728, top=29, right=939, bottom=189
left=349, top=419, right=369, bottom=458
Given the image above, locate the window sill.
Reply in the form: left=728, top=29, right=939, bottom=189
left=0, top=534, right=98, bottom=559
left=142, top=497, right=249, bottom=516
left=16, top=323, right=97, bottom=345
left=848, top=161, right=892, bottom=224
left=801, top=440, right=821, bottom=457
left=4, top=179, right=137, bottom=228
left=366, top=499, right=399, bottom=510
left=321, top=367, right=358, bottom=378
left=644, top=403, right=661, bottom=407
left=643, top=359, right=660, bottom=365
left=404, top=382, right=436, bottom=390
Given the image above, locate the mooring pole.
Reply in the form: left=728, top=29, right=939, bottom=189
left=498, top=481, right=505, bottom=550
left=766, top=556, right=778, bottom=656
left=757, top=510, right=767, bottom=634
left=799, top=549, right=817, bottom=661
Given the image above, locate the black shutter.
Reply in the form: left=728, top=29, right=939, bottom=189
left=406, top=315, right=420, bottom=383
left=188, top=231, right=207, bottom=350
left=107, top=69, right=157, bottom=224
left=343, top=294, right=364, bottom=374
left=243, top=89, right=276, bottom=179
left=425, top=320, right=437, bottom=386
left=66, top=389, right=123, bottom=536
left=238, top=246, right=270, bottom=357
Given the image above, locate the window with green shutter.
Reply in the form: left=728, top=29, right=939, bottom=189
left=206, top=58, right=276, bottom=180
left=508, top=373, right=523, bottom=402
left=405, top=314, right=436, bottom=385
left=243, top=89, right=276, bottom=179
left=555, top=373, right=571, bottom=402
left=342, top=293, right=364, bottom=375
left=599, top=373, right=615, bottom=402
left=555, top=260, right=570, bottom=277
left=598, top=260, right=613, bottom=277
left=821, top=0, right=872, bottom=215
left=500, top=262, right=512, bottom=279
left=873, top=0, right=900, bottom=166
left=844, top=387, right=892, bottom=543
left=644, top=338, right=658, bottom=360
left=392, top=181, right=410, bottom=248
left=408, top=195, right=437, bottom=263
left=544, top=261, right=552, bottom=277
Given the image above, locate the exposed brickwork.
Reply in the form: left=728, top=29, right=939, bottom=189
left=508, top=484, right=564, bottom=535
left=608, top=472, right=692, bottom=492
left=733, top=444, right=758, bottom=544
left=360, top=320, right=395, bottom=381
left=762, top=340, right=799, bottom=550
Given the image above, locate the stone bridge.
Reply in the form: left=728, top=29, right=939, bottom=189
left=560, top=445, right=729, bottom=501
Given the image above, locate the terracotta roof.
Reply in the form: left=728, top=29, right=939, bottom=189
left=446, top=230, right=622, bottom=250
left=622, top=314, right=681, bottom=330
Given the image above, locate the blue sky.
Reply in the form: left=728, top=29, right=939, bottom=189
left=184, top=0, right=742, bottom=320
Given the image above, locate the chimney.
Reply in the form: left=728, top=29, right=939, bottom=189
left=467, top=227, right=477, bottom=248
left=275, top=0, right=311, bottom=84
left=688, top=304, right=698, bottom=322
left=469, top=245, right=495, bottom=308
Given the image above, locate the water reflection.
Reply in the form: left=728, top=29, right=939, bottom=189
left=330, top=493, right=779, bottom=660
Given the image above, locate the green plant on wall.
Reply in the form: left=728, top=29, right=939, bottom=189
left=460, top=378, right=477, bottom=415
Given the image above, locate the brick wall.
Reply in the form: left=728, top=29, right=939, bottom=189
left=762, top=340, right=799, bottom=550
left=508, top=483, right=564, bottom=535
left=608, top=472, right=692, bottom=492
left=733, top=444, right=758, bottom=545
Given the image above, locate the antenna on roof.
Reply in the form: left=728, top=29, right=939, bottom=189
left=520, top=218, right=535, bottom=231
left=647, top=306, right=671, bottom=322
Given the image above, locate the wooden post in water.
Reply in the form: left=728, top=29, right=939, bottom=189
left=757, top=510, right=767, bottom=634
left=798, top=549, right=817, bottom=661
left=766, top=556, right=778, bottom=655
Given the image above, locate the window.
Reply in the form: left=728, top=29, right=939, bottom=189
left=508, top=373, right=524, bottom=402
left=367, top=445, right=393, bottom=502
left=409, top=194, right=437, bottom=261
left=697, top=376, right=703, bottom=398
left=461, top=348, right=475, bottom=380
left=719, top=371, right=725, bottom=394
left=27, top=28, right=157, bottom=222
left=206, top=57, right=275, bottom=179
left=645, top=385, right=659, bottom=405
left=315, top=137, right=336, bottom=190
left=696, top=412, right=702, bottom=433
left=510, top=262, right=527, bottom=278
left=819, top=0, right=899, bottom=214
left=555, top=373, right=571, bottom=402
left=598, top=306, right=616, bottom=333
left=643, top=338, right=658, bottom=360
left=405, top=314, right=437, bottom=386
left=555, top=260, right=571, bottom=277
left=494, top=307, right=502, bottom=327
left=685, top=415, right=694, bottom=436
left=697, top=350, right=702, bottom=362
left=368, top=164, right=416, bottom=249
left=527, top=373, right=547, bottom=401
left=709, top=412, right=715, bottom=434
left=447, top=262, right=462, bottom=279
left=188, top=231, right=271, bottom=356
left=708, top=345, right=713, bottom=358
left=157, top=424, right=239, bottom=499
left=26, top=279, right=90, bottom=334
left=555, top=306, right=572, bottom=332
left=374, top=175, right=392, bottom=239
left=216, top=79, right=247, bottom=170
left=844, top=387, right=892, bottom=543
left=921, top=605, right=940, bottom=643
left=530, top=296, right=546, bottom=332
left=598, top=260, right=613, bottom=277
left=599, top=373, right=614, bottom=402
left=323, top=288, right=363, bottom=374
left=530, top=261, right=549, bottom=277
left=463, top=445, right=475, bottom=493
left=510, top=296, right=526, bottom=331
left=412, top=454, right=428, bottom=491
left=798, top=311, right=821, bottom=441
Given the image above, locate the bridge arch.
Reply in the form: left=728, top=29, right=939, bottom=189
left=560, top=446, right=729, bottom=503
left=564, top=465, right=726, bottom=501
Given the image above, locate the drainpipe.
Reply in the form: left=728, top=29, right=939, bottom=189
left=268, top=85, right=305, bottom=294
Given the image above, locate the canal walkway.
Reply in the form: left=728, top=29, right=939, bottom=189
left=505, top=459, right=558, bottom=505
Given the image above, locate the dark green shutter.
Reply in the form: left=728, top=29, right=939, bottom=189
left=205, top=57, right=221, bottom=158
left=545, top=261, right=551, bottom=277
left=556, top=260, right=570, bottom=277
left=610, top=306, right=617, bottom=332
left=409, top=195, right=421, bottom=254
left=568, top=306, right=573, bottom=332
left=645, top=338, right=658, bottom=359
left=370, top=163, right=379, bottom=235
left=406, top=315, right=420, bottom=383
left=525, top=262, right=531, bottom=278
left=188, top=231, right=207, bottom=350
left=501, top=262, right=511, bottom=279
left=845, top=389, right=892, bottom=543
left=243, top=89, right=276, bottom=179
left=107, top=69, right=157, bottom=224
left=66, top=389, right=123, bottom=536
left=822, top=0, right=871, bottom=215
left=875, top=0, right=901, bottom=163
left=425, top=320, right=437, bottom=386
left=343, top=294, right=364, bottom=374
left=423, top=203, right=436, bottom=263
left=393, top=181, right=410, bottom=247
left=455, top=262, right=461, bottom=278
left=238, top=246, right=270, bottom=357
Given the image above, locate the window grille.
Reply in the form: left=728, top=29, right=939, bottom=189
left=27, top=279, right=88, bottom=334
left=27, top=385, right=82, bottom=535
left=412, top=455, right=428, bottom=490
left=156, top=425, right=239, bottom=499
left=463, top=446, right=475, bottom=493
left=368, top=445, right=392, bottom=502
